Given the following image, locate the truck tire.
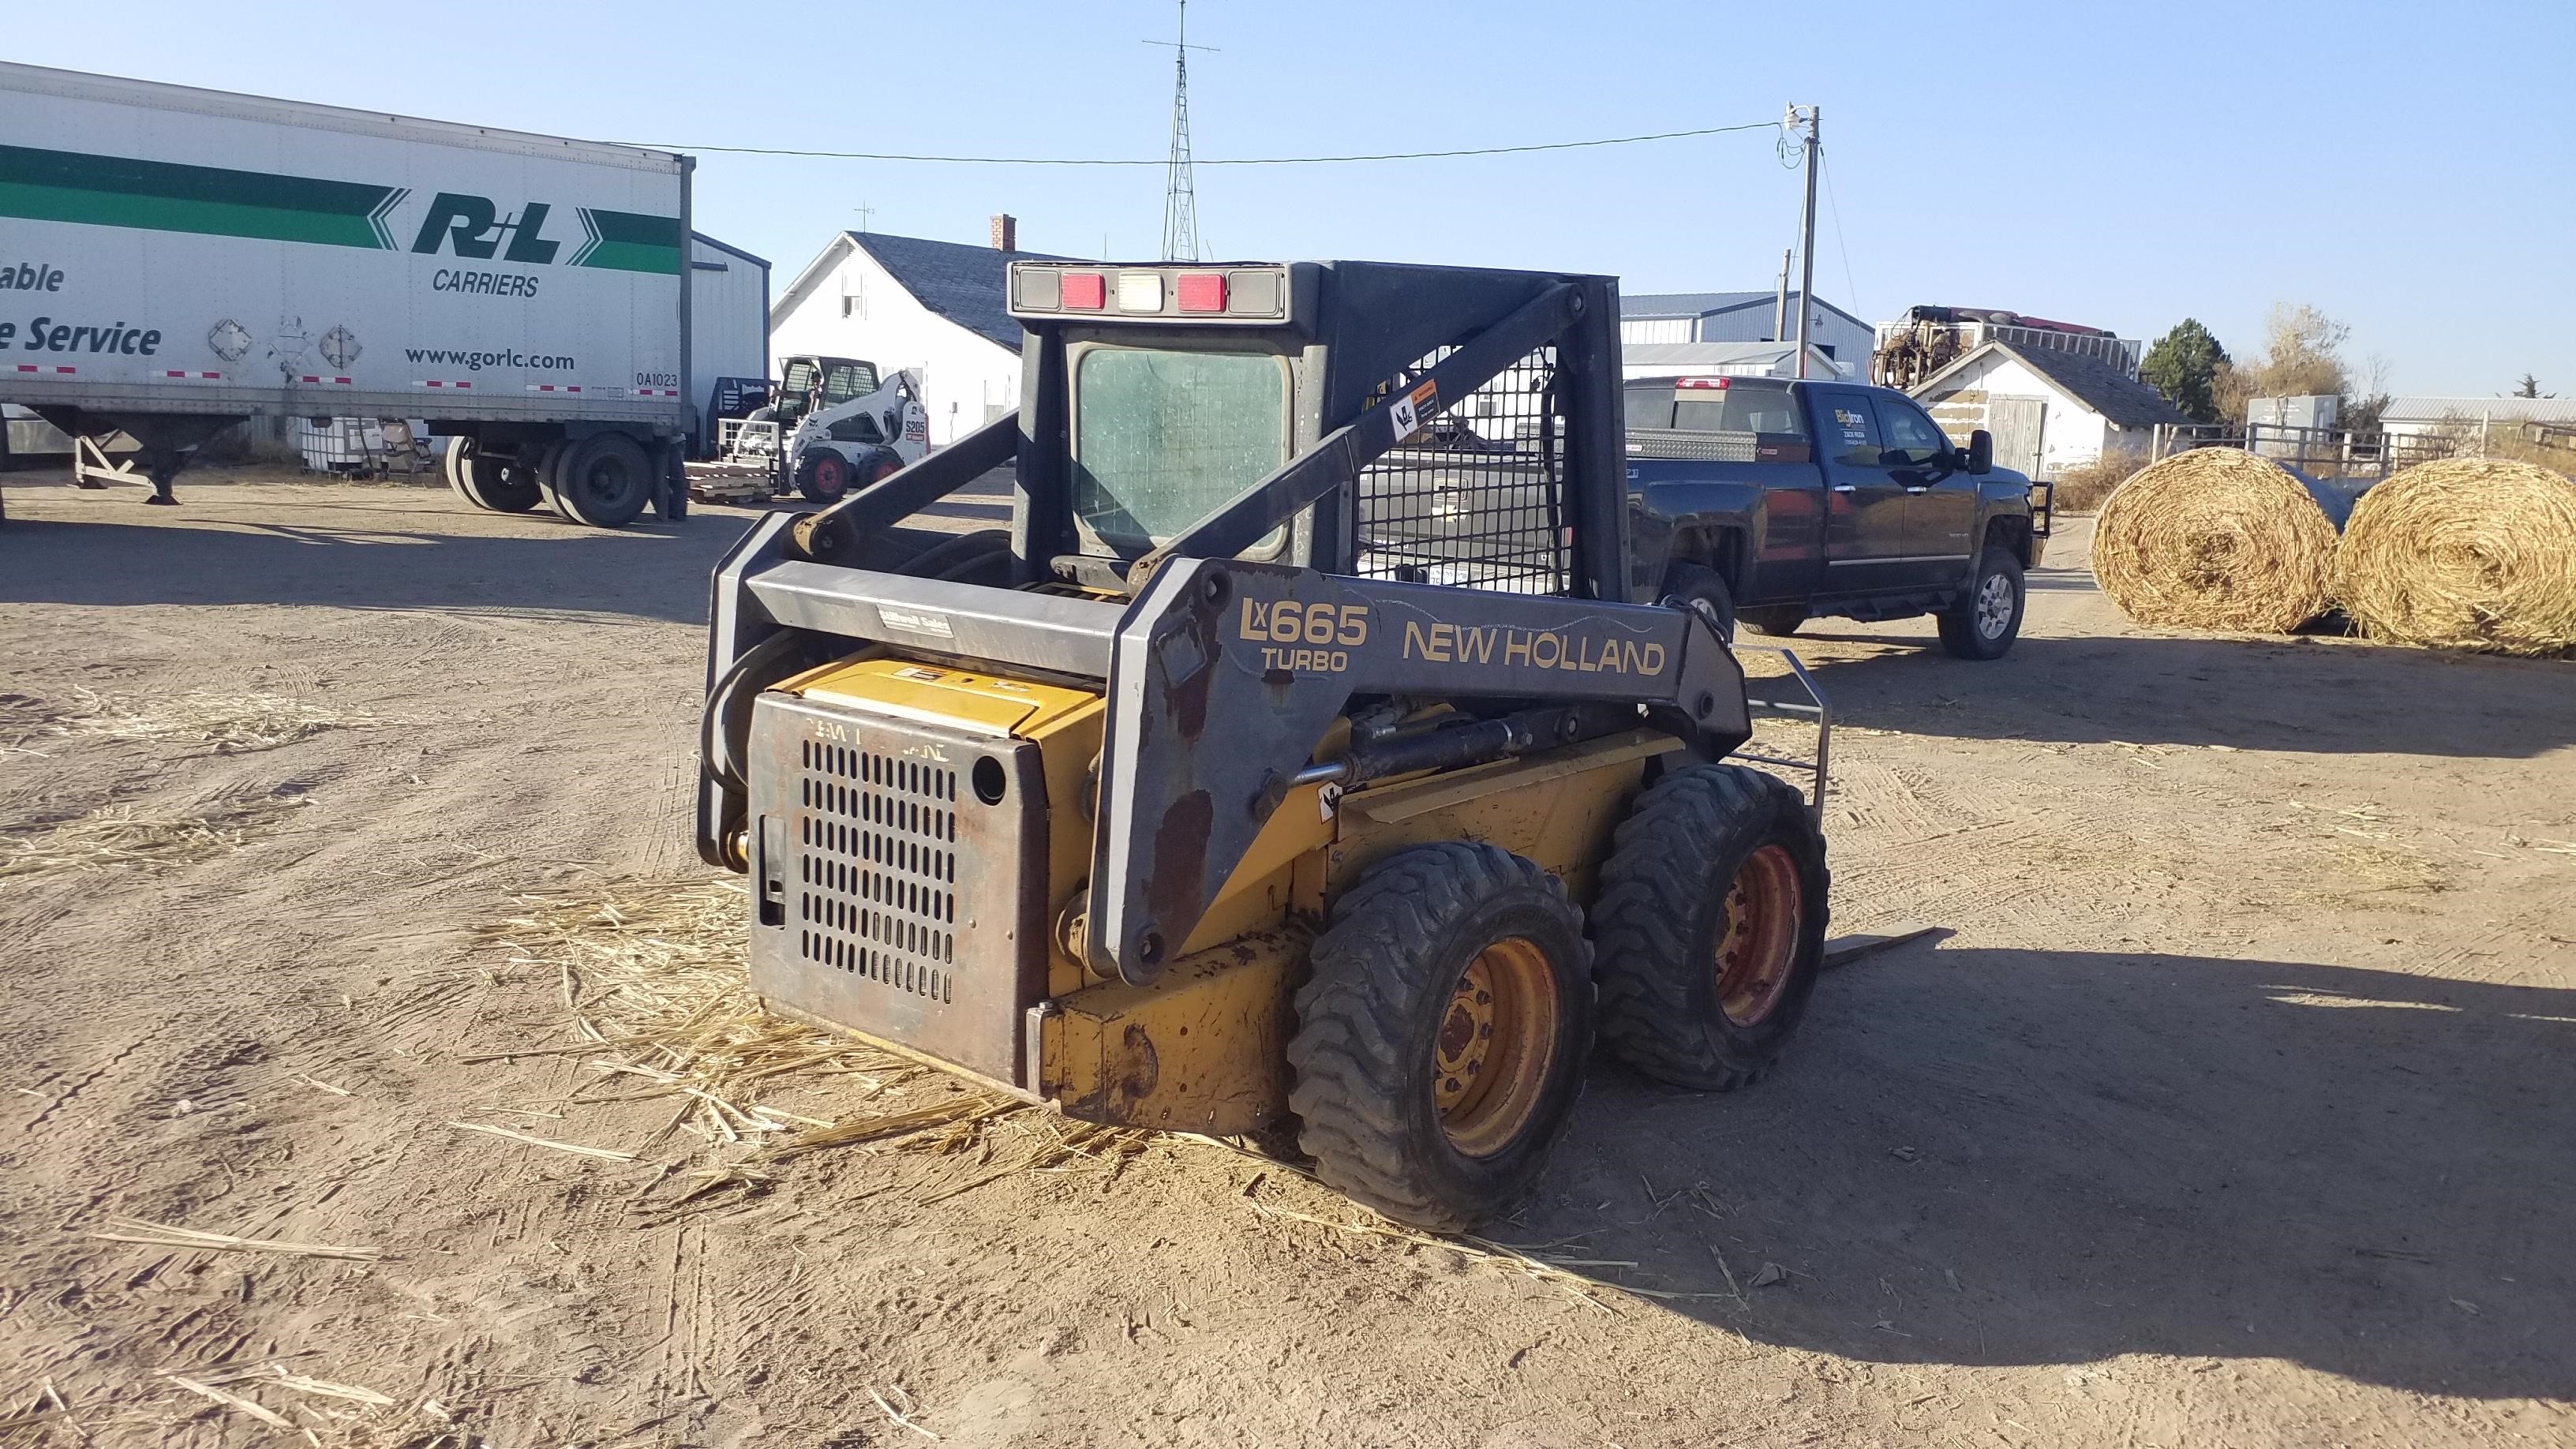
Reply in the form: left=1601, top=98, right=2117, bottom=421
left=535, top=439, right=573, bottom=517
left=445, top=440, right=543, bottom=514
left=1288, top=843, right=1594, bottom=1232
left=795, top=447, right=852, bottom=504
left=1739, top=606, right=1805, bottom=637
left=1591, top=764, right=1829, bottom=1091
left=1661, top=564, right=1737, bottom=643
left=1936, top=545, right=2025, bottom=660
left=550, top=432, right=653, bottom=528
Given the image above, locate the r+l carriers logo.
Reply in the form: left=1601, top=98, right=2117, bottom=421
left=411, top=194, right=564, bottom=264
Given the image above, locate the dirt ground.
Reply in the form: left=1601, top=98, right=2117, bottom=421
left=2, top=467, right=2572, bottom=1449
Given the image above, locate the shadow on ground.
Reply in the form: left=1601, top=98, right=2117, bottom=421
left=0, top=477, right=1018, bottom=625
left=1537, top=945, right=2574, bottom=1401
left=1772, top=624, right=2575, bottom=758
left=0, top=505, right=743, bottom=626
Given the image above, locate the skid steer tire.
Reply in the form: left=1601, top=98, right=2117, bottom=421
left=795, top=448, right=852, bottom=504
left=1288, top=843, right=1593, bottom=1233
left=1591, top=765, right=1829, bottom=1091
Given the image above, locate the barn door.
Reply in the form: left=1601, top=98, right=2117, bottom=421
left=1989, top=395, right=2046, bottom=475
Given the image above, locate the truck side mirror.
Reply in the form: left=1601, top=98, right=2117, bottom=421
left=1964, top=429, right=1994, bottom=475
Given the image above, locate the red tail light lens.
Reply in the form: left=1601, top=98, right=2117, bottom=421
left=1060, top=272, right=1106, bottom=310
left=1176, top=273, right=1227, bottom=312
left=1675, top=376, right=1730, bottom=390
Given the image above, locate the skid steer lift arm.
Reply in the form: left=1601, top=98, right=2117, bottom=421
left=1092, top=556, right=1747, bottom=984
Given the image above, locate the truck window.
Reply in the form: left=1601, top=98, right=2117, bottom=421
left=1623, top=383, right=1676, bottom=432
left=1870, top=397, right=1950, bottom=467
left=1071, top=346, right=1292, bottom=554
left=1821, top=398, right=1882, bottom=466
left=1671, top=379, right=1807, bottom=440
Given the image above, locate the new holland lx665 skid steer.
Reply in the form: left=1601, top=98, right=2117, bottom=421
left=696, top=260, right=1831, bottom=1230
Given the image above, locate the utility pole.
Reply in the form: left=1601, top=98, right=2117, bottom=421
left=1148, top=2, right=1217, bottom=262
left=1788, top=104, right=1821, bottom=380
left=1772, top=247, right=1792, bottom=346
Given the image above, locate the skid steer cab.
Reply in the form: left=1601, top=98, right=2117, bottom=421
left=719, top=354, right=930, bottom=504
left=695, top=260, right=1833, bottom=1231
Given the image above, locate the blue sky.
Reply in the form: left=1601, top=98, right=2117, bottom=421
left=12, top=0, right=2569, bottom=395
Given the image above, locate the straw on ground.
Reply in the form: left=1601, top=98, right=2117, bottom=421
left=87, top=1214, right=381, bottom=1260
left=0, top=795, right=305, bottom=879
left=54, top=687, right=384, bottom=751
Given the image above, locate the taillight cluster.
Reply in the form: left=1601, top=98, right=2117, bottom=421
left=1011, top=264, right=1285, bottom=322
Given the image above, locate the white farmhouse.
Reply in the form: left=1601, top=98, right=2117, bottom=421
left=1910, top=340, right=2188, bottom=478
left=767, top=216, right=1071, bottom=446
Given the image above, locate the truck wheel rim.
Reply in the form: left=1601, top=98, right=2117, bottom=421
left=1715, top=844, right=1802, bottom=1026
left=1975, top=572, right=2016, bottom=638
left=584, top=456, right=638, bottom=507
left=1433, top=938, right=1557, bottom=1159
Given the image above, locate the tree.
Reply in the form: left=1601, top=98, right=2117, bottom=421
left=2140, top=319, right=2230, bottom=424
left=2211, top=303, right=2354, bottom=423
left=2247, top=304, right=2350, bottom=400
left=2510, top=373, right=2554, bottom=399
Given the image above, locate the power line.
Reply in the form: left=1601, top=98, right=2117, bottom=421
left=623, top=119, right=1781, bottom=167
left=1819, top=150, right=1863, bottom=321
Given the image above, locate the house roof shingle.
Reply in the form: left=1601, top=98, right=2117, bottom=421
left=846, top=231, right=1075, bottom=350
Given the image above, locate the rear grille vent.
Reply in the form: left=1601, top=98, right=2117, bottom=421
left=794, top=738, right=959, bottom=1002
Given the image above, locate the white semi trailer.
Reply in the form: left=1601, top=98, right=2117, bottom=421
left=0, top=62, right=694, bottom=526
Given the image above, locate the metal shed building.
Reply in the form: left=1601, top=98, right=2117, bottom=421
left=689, top=232, right=771, bottom=445
left=1620, top=290, right=1875, bottom=371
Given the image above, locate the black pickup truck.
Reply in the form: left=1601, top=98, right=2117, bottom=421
left=1622, top=375, right=2048, bottom=660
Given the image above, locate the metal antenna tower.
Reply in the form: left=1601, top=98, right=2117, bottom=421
left=1147, top=1, right=1216, bottom=261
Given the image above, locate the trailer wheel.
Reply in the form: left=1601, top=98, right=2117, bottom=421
left=1591, top=764, right=1829, bottom=1091
left=1288, top=843, right=1593, bottom=1232
left=551, top=432, right=653, bottom=528
left=445, top=440, right=543, bottom=513
left=535, top=439, right=574, bottom=517
left=795, top=448, right=852, bottom=504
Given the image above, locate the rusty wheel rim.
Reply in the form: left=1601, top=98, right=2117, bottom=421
left=1715, top=844, right=1803, bottom=1027
left=1432, top=937, right=1558, bottom=1159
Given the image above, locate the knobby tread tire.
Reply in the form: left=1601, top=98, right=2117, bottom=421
left=1591, top=764, right=1829, bottom=1091
left=1287, top=842, right=1593, bottom=1232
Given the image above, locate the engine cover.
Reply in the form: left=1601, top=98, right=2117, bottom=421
left=744, top=688, right=1051, bottom=1091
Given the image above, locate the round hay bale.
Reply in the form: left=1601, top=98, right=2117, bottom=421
left=2335, top=458, right=2576, bottom=655
left=2091, top=448, right=2345, bottom=632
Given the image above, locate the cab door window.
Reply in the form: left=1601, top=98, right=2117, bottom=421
left=1822, top=399, right=1882, bottom=466
left=1872, top=397, right=1951, bottom=468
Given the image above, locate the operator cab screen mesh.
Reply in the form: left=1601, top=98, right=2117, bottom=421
left=1355, top=346, right=1574, bottom=596
left=1071, top=346, right=1291, bottom=556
